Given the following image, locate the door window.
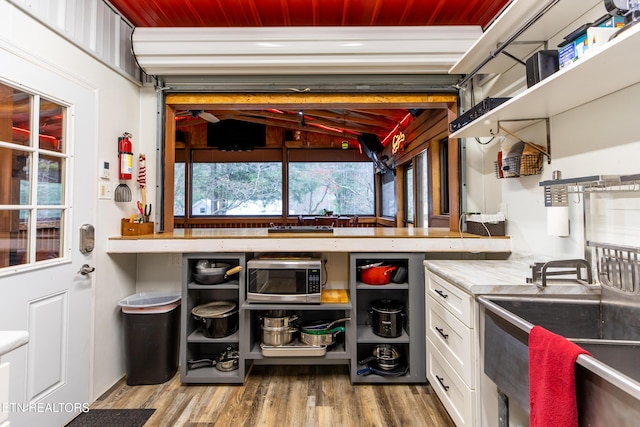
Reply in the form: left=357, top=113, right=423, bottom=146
left=0, top=81, right=69, bottom=269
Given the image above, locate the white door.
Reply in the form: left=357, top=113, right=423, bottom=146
left=0, top=49, right=95, bottom=427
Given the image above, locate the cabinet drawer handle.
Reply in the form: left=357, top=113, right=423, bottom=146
left=434, top=289, right=448, bottom=299
left=435, top=375, right=450, bottom=391
left=435, top=326, right=449, bottom=340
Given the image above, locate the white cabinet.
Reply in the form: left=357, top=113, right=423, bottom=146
left=425, top=269, right=477, bottom=427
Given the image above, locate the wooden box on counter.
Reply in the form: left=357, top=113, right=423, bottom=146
left=121, top=219, right=154, bottom=236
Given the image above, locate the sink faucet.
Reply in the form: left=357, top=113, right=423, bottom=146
left=527, top=259, right=594, bottom=288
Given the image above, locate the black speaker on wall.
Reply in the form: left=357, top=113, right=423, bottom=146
left=526, top=50, right=559, bottom=88
left=357, top=132, right=384, bottom=153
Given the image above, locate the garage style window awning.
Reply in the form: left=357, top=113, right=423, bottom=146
left=132, top=26, right=482, bottom=76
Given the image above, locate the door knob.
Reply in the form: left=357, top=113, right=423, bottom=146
left=78, top=264, right=95, bottom=275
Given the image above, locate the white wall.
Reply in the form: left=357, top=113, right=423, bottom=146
left=0, top=1, right=145, bottom=400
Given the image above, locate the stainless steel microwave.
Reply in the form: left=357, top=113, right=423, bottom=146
left=246, top=257, right=323, bottom=303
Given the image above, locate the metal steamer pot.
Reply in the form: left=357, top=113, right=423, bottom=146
left=357, top=344, right=407, bottom=376
left=369, top=299, right=405, bottom=338
left=260, top=312, right=298, bottom=328
left=192, top=301, right=239, bottom=338
left=261, top=324, right=297, bottom=346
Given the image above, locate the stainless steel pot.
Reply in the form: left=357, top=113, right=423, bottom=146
left=358, top=344, right=401, bottom=371
left=261, top=325, right=297, bottom=346
left=300, top=326, right=345, bottom=346
left=260, top=313, right=298, bottom=328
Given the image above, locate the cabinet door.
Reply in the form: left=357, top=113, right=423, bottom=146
left=426, top=337, right=476, bottom=427
left=426, top=270, right=474, bottom=327
left=426, top=295, right=476, bottom=387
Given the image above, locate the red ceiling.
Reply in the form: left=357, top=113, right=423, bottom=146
left=109, top=0, right=510, bottom=28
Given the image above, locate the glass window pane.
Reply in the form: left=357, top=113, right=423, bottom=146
left=191, top=162, right=282, bottom=216
left=288, top=162, right=374, bottom=215
left=37, top=155, right=63, bottom=205
left=0, top=209, right=29, bottom=268
left=381, top=170, right=396, bottom=218
left=36, top=209, right=62, bottom=261
left=174, top=163, right=185, bottom=217
left=0, top=148, right=31, bottom=205
left=0, top=82, right=31, bottom=147
left=39, top=98, right=64, bottom=152
left=406, top=167, right=414, bottom=223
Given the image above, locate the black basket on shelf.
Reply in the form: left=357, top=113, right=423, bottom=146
left=495, top=153, right=543, bottom=179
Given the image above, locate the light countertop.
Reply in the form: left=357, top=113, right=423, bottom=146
left=0, top=331, right=29, bottom=357
left=107, top=227, right=511, bottom=254
left=424, top=259, right=601, bottom=296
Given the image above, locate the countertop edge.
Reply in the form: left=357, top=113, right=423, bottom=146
left=424, top=260, right=601, bottom=296
left=107, top=236, right=512, bottom=254
left=0, top=331, right=29, bottom=357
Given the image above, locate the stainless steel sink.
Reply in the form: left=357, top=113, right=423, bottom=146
left=479, top=295, right=640, bottom=426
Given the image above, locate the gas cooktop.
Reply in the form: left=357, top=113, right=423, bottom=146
left=267, top=225, right=334, bottom=233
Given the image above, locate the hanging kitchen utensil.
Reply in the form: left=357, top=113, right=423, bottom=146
left=137, top=153, right=147, bottom=207
left=114, top=182, right=131, bottom=202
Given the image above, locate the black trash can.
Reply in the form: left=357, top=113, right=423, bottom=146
left=118, top=292, right=181, bottom=385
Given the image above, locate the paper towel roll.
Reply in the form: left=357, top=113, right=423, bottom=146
left=547, top=206, right=569, bottom=237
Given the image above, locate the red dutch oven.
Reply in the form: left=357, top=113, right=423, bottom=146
left=360, top=264, right=397, bottom=285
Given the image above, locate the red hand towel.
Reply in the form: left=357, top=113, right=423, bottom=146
left=529, top=325, right=591, bottom=427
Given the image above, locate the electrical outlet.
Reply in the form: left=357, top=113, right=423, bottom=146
left=169, top=254, right=181, bottom=266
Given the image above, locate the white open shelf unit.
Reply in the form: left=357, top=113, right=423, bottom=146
left=450, top=0, right=640, bottom=138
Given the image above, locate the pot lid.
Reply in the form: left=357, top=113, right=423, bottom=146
left=370, top=299, right=404, bottom=312
left=192, top=301, right=236, bottom=318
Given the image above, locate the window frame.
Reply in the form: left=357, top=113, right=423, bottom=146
left=0, top=81, right=71, bottom=272
left=162, top=93, right=460, bottom=232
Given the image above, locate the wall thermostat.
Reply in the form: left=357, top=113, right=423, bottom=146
left=100, top=160, right=110, bottom=179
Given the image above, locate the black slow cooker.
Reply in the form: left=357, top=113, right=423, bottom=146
left=369, top=299, right=405, bottom=338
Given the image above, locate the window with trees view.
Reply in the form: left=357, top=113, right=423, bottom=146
left=288, top=162, right=373, bottom=215
left=173, top=158, right=374, bottom=217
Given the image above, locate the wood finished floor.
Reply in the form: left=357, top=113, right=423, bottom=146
left=91, top=365, right=455, bottom=427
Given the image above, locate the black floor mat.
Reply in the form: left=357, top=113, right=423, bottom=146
left=65, top=409, right=155, bottom=427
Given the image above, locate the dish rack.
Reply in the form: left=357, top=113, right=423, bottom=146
left=588, top=241, right=640, bottom=293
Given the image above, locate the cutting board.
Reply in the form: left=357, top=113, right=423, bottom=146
left=321, top=289, right=349, bottom=304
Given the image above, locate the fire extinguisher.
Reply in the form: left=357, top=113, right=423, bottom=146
left=118, top=132, right=133, bottom=180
